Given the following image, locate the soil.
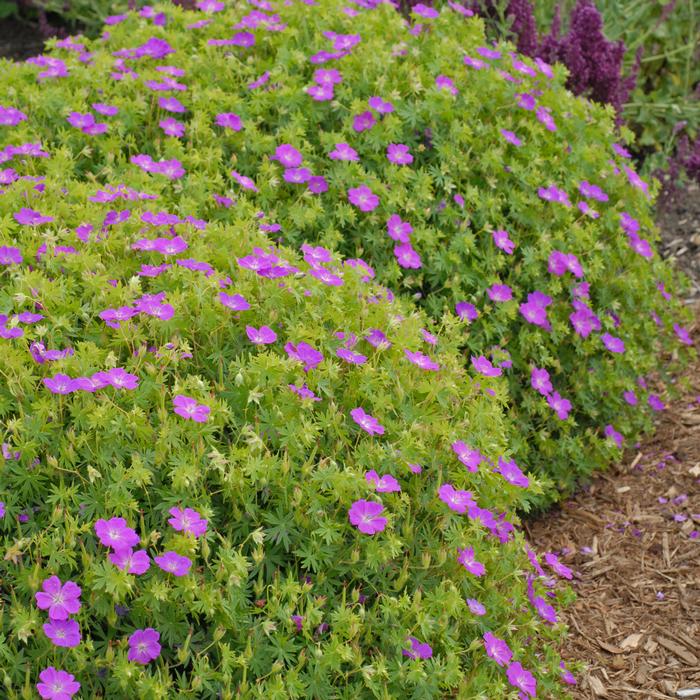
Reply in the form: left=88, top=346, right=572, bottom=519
left=0, top=16, right=47, bottom=62
left=528, top=306, right=700, bottom=700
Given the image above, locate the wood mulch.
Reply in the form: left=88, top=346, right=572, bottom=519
left=528, top=305, right=700, bottom=700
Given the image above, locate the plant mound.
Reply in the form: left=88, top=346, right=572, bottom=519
left=0, top=6, right=582, bottom=695
left=2, top=0, right=691, bottom=504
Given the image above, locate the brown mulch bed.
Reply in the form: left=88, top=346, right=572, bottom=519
left=528, top=308, right=700, bottom=699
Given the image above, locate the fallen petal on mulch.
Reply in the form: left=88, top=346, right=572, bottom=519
left=527, top=307, right=700, bottom=700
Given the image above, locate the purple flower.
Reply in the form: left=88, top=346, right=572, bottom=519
left=455, top=301, right=478, bottom=321
left=329, top=143, right=359, bottom=161
left=92, top=103, right=118, bottom=116
left=497, top=457, right=529, bottom=488
left=98, top=367, right=139, bottom=390
left=547, top=391, right=572, bottom=420
left=538, top=185, right=571, bottom=207
left=604, top=424, right=623, bottom=448
left=412, top=3, right=439, bottom=18
left=483, top=631, right=512, bottom=666
left=0, top=105, right=27, bottom=126
left=673, top=324, right=693, bottom=346
left=350, top=407, right=384, bottom=436
left=623, top=390, right=638, bottom=406
left=492, top=229, right=515, bottom=254
left=500, top=129, right=522, bottom=147
left=368, top=96, right=394, bottom=114
left=283, top=167, right=312, bottom=184
left=285, top=341, right=324, bottom=371
left=548, top=250, right=583, bottom=278
left=128, top=628, right=161, bottom=664
left=352, top=111, right=376, bottom=132
left=451, top=441, right=484, bottom=472
left=579, top=180, right=608, bottom=202
left=308, top=175, right=328, bottom=194
left=0, top=245, right=22, bottom=266
left=348, top=499, right=387, bottom=534
left=159, top=117, right=185, bottom=137
left=246, top=325, right=277, bottom=345
left=215, top=112, right=242, bottom=131
left=272, top=144, right=302, bottom=168
left=544, top=552, right=573, bottom=579
left=530, top=367, right=553, bottom=395
left=438, top=483, right=475, bottom=513
left=457, top=547, right=485, bottom=576
left=365, top=470, right=401, bottom=493
left=648, top=394, right=665, bottom=411
left=435, top=75, right=458, bottom=95
left=219, top=292, right=250, bottom=311
left=348, top=185, right=379, bottom=212
left=570, top=305, right=601, bottom=338
left=109, top=548, right=151, bottom=575
left=14, top=207, right=54, bottom=226
left=506, top=662, right=537, bottom=698
left=394, top=243, right=421, bottom=269
left=288, top=383, right=321, bottom=401
left=43, top=619, right=81, bottom=648
left=560, top=662, right=577, bottom=685
left=155, top=551, right=192, bottom=576
left=36, top=667, right=80, bottom=700
left=365, top=328, right=391, bottom=349
left=158, top=96, right=186, bottom=113
left=471, top=355, right=502, bottom=377
left=536, top=106, right=557, bottom=131
left=601, top=333, right=625, bottom=354
left=405, top=349, right=439, bottom=371
left=43, top=374, right=76, bottom=395
left=173, top=395, right=210, bottom=423
left=336, top=347, right=367, bottom=364
left=35, top=576, right=81, bottom=620
left=467, top=598, right=486, bottom=616
left=487, top=284, right=512, bottom=302
left=95, top=517, right=140, bottom=550
left=314, top=68, right=342, bottom=85
left=387, top=144, right=413, bottom=165
left=308, top=83, right=334, bottom=101
left=230, top=170, right=258, bottom=192
left=168, top=507, right=208, bottom=537
left=402, top=636, right=433, bottom=659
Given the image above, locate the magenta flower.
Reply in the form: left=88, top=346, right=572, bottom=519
left=43, top=619, right=81, bottom=648
left=128, top=628, right=161, bottom=664
left=673, top=323, right=693, bottom=346
left=158, top=96, right=186, bottom=113
left=365, top=470, right=401, bottom=493
left=483, top=631, right=512, bottom=666
left=0, top=245, right=22, bottom=265
left=492, top=229, right=515, bottom=254
left=402, top=636, right=433, bottom=659
left=154, top=551, right=192, bottom=576
left=350, top=407, right=385, bottom=436
left=435, top=74, right=458, bottom=95
left=467, top=598, right=486, bottom=616
left=604, top=424, right=623, bottom=448
left=394, top=243, right=421, bottom=269
left=365, top=328, right=391, bottom=349
left=246, top=325, right=277, bottom=345
left=98, top=367, right=139, bottom=390
left=308, top=83, right=334, bottom=101
left=348, top=499, right=387, bottom=534
left=455, top=301, right=478, bottom=321
left=544, top=552, right=573, bottom=579
left=548, top=251, right=583, bottom=278
left=92, top=103, right=118, bottom=116
left=329, top=142, right=358, bottom=161
left=386, top=214, right=413, bottom=242
left=348, top=185, right=379, bottom=212
left=601, top=333, right=625, bottom=354
left=570, top=305, right=601, bottom=338
left=579, top=180, right=608, bottom=202
left=35, top=576, right=81, bottom=620
left=215, top=112, right=242, bottom=131
left=219, top=292, right=250, bottom=311
left=547, top=392, right=572, bottom=420
left=451, top=441, right=484, bottom=472
left=230, top=170, right=258, bottom=192
left=285, top=341, right=324, bottom=371
left=368, top=96, right=394, bottom=113
left=506, top=662, right=537, bottom=698
left=405, top=349, right=439, bottom=371
left=496, top=457, right=529, bottom=488
left=623, top=390, right=638, bottom=406
left=648, top=394, right=665, bottom=411
left=463, top=55, right=487, bottom=70
left=14, top=207, right=54, bottom=226
left=487, top=284, right=512, bottom=302
left=288, top=383, right=321, bottom=401
left=36, top=667, right=80, bottom=700
left=530, top=367, right=552, bottom=395
left=314, top=68, right=342, bottom=85
left=387, top=144, right=413, bottom=165
left=0, top=105, right=27, bottom=125
left=352, top=111, right=376, bottom=132
left=272, top=144, right=302, bottom=168
left=538, top=185, right=571, bottom=207
left=457, top=547, right=486, bottom=576
left=560, top=662, right=577, bottom=685
left=109, top=548, right=151, bottom=575
left=159, top=117, right=185, bottom=137
left=168, top=507, right=208, bottom=537
left=336, top=347, right=367, bottom=364
left=471, top=355, right=502, bottom=377
left=438, top=483, right=475, bottom=513
left=94, top=517, right=140, bottom=550
left=43, top=373, right=76, bottom=395
left=308, top=175, right=328, bottom=194
left=172, top=395, right=210, bottom=422
left=500, top=129, right=522, bottom=146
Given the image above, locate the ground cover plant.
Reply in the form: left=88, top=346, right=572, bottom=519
left=0, top=0, right=692, bottom=696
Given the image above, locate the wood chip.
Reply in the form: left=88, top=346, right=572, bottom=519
left=588, top=674, right=608, bottom=697
left=598, top=639, right=625, bottom=654
left=620, top=633, right=644, bottom=650
left=657, top=636, right=699, bottom=666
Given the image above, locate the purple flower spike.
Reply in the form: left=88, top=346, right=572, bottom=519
left=457, top=546, right=486, bottom=576
left=154, top=551, right=192, bottom=576
left=246, top=325, right=277, bottom=345
left=35, top=576, right=81, bottom=620
left=483, top=631, right=512, bottom=666
left=36, top=667, right=80, bottom=699
left=348, top=499, right=387, bottom=534
left=402, top=636, right=433, bottom=659
left=128, top=628, right=161, bottom=664
left=350, top=407, right=385, bottom=436
left=168, top=507, right=208, bottom=537
left=172, top=394, right=210, bottom=423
